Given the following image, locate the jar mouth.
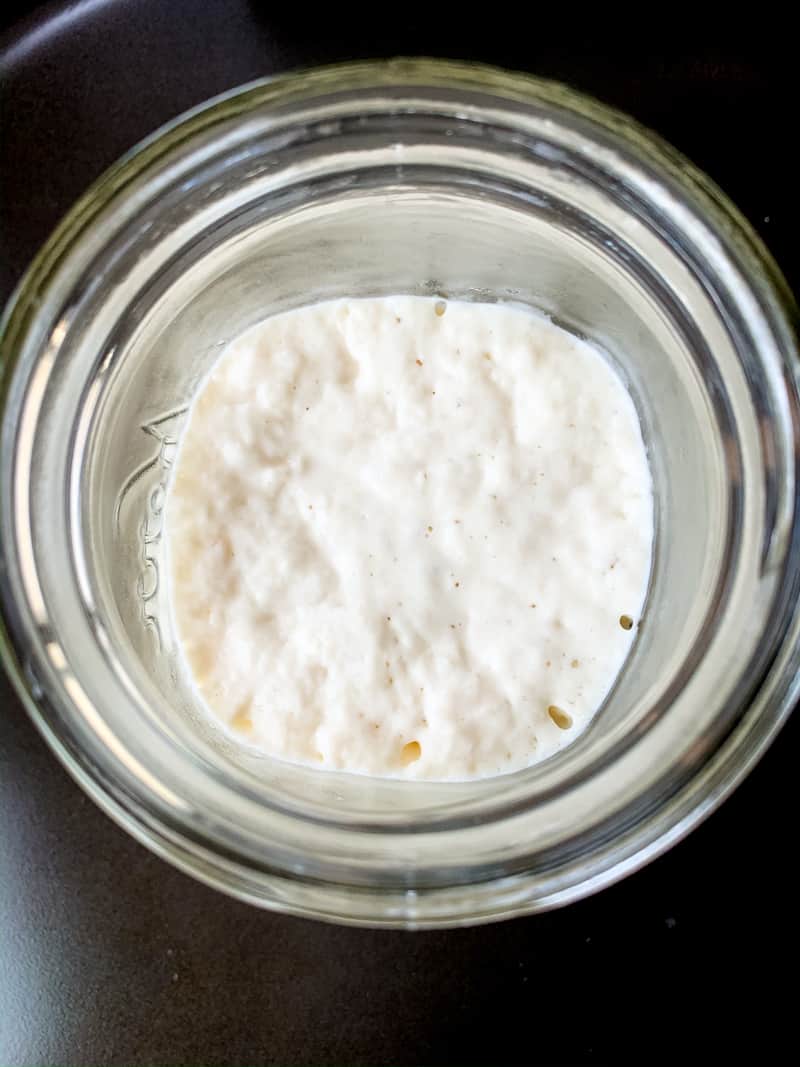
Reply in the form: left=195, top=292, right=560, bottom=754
left=2, top=59, right=799, bottom=927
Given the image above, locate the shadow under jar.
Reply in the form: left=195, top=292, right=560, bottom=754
left=1, top=60, right=799, bottom=927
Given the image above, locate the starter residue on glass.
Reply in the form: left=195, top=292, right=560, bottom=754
left=166, top=296, right=653, bottom=780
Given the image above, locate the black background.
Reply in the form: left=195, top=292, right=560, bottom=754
left=1, top=4, right=797, bottom=1064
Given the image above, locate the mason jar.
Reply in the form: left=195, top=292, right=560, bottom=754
left=1, top=60, right=798, bottom=927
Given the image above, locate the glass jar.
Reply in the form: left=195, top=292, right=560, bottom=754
left=1, top=60, right=798, bottom=927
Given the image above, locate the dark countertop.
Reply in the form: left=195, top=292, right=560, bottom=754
left=1, top=5, right=797, bottom=1064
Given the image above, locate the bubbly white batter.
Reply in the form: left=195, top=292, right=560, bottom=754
left=167, top=296, right=653, bottom=779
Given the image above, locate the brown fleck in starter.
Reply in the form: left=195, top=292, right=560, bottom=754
left=547, top=705, right=573, bottom=730
left=401, top=740, right=422, bottom=764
